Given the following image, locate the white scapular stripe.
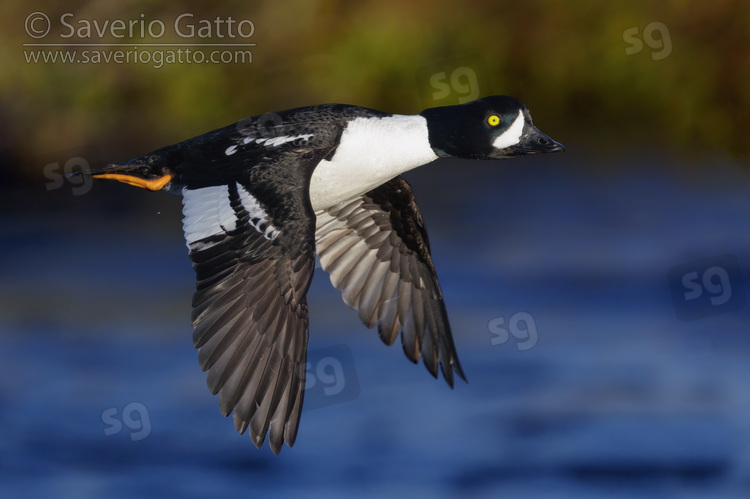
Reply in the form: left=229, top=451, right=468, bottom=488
left=232, top=133, right=314, bottom=151
left=256, top=134, right=314, bottom=147
left=182, top=185, right=237, bottom=246
left=492, top=110, right=525, bottom=149
left=236, top=183, right=281, bottom=240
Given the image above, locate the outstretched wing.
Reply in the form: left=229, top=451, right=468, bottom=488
left=182, top=180, right=316, bottom=455
left=315, top=176, right=466, bottom=386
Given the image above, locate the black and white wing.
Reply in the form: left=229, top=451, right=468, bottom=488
left=315, top=176, right=466, bottom=386
left=182, top=180, right=316, bottom=455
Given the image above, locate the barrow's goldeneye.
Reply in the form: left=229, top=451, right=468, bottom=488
left=87, top=96, right=564, bottom=454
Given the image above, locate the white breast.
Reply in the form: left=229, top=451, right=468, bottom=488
left=309, top=114, right=438, bottom=211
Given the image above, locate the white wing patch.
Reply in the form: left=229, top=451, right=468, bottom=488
left=182, top=185, right=237, bottom=247
left=236, top=183, right=281, bottom=240
left=492, top=110, right=525, bottom=149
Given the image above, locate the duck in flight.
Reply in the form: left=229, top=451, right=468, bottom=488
left=89, top=96, right=564, bottom=454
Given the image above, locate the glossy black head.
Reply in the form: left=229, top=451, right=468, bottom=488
left=420, top=95, right=565, bottom=160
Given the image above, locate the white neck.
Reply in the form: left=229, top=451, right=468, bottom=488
left=309, top=114, right=438, bottom=211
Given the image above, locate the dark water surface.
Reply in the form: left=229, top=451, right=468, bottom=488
left=2, top=152, right=750, bottom=498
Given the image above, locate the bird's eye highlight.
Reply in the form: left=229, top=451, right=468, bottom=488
left=487, top=115, right=500, bottom=126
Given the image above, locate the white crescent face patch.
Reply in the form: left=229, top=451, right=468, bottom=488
left=491, top=110, right=525, bottom=150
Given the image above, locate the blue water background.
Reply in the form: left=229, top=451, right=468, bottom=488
left=2, top=149, right=750, bottom=498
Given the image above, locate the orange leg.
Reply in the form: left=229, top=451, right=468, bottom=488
left=92, top=172, right=175, bottom=191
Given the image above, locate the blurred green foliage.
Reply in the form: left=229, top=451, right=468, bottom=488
left=3, top=0, right=749, bottom=180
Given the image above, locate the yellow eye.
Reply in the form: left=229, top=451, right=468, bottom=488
left=487, top=115, right=500, bottom=126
